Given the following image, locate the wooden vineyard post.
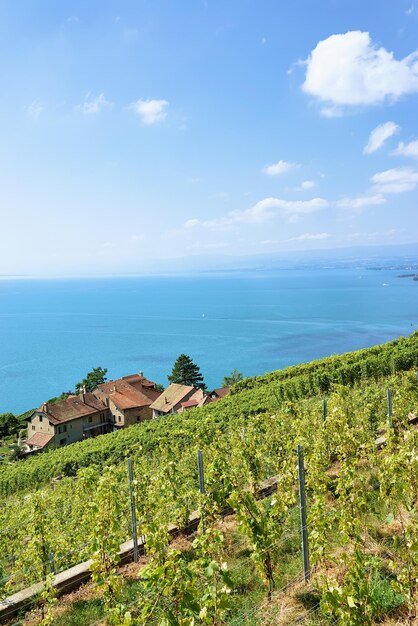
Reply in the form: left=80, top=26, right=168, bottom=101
left=127, top=458, right=139, bottom=562
left=198, top=449, right=206, bottom=533
left=387, top=388, right=393, bottom=428
left=323, top=398, right=329, bottom=457
left=297, top=445, right=310, bottom=581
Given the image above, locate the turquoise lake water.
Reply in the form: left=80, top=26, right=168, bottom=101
left=0, top=269, right=417, bottom=414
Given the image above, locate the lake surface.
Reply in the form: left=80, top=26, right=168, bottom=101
left=0, top=269, right=417, bottom=414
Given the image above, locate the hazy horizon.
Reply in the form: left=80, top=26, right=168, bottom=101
left=0, top=241, right=417, bottom=279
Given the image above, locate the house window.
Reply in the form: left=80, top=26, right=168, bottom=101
left=118, top=416, right=122, bottom=423
left=88, top=416, right=93, bottom=423
left=39, top=415, right=43, bottom=422
left=137, top=416, right=140, bottom=421
left=63, top=425, right=67, bottom=432
left=32, top=425, right=35, bottom=430
left=60, top=438, right=66, bottom=445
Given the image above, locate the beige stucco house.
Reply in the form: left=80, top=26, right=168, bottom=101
left=25, top=392, right=110, bottom=451
left=150, top=383, right=210, bottom=418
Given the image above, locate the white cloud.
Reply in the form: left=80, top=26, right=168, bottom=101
left=184, top=218, right=200, bottom=229
left=130, top=99, right=169, bottom=125
left=393, top=139, right=418, bottom=158
left=228, top=196, right=328, bottom=223
left=164, top=198, right=328, bottom=240
left=301, top=180, right=315, bottom=190
left=347, top=229, right=398, bottom=241
left=302, top=31, right=418, bottom=108
left=242, top=196, right=328, bottom=218
left=291, top=180, right=316, bottom=192
left=27, top=99, right=44, bottom=120
left=287, top=232, right=330, bottom=241
left=262, top=233, right=330, bottom=244
left=320, top=106, right=343, bottom=118
left=336, top=194, right=386, bottom=210
left=371, top=167, right=418, bottom=193
left=76, top=93, right=113, bottom=115
left=183, top=197, right=328, bottom=232
left=187, top=241, right=228, bottom=251
left=262, top=160, right=298, bottom=175
left=363, top=121, right=400, bottom=154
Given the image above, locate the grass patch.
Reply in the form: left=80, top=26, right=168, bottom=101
left=51, top=598, right=104, bottom=626
left=369, top=570, right=405, bottom=620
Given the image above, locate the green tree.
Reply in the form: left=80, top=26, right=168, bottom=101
left=47, top=392, right=71, bottom=404
left=222, top=369, right=243, bottom=387
left=0, top=413, right=20, bottom=438
left=75, top=366, right=108, bottom=393
left=168, top=354, right=206, bottom=390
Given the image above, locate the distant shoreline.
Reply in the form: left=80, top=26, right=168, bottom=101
left=1, top=262, right=418, bottom=281
left=397, top=273, right=418, bottom=281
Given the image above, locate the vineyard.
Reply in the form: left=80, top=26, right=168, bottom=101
left=0, top=334, right=417, bottom=624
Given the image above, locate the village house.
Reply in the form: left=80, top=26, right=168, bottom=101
left=150, top=383, right=210, bottom=418
left=210, top=387, right=230, bottom=400
left=178, top=394, right=213, bottom=412
left=25, top=391, right=110, bottom=451
left=92, top=373, right=161, bottom=428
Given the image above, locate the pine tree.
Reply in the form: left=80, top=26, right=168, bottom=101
left=222, top=369, right=243, bottom=387
left=168, top=354, right=206, bottom=390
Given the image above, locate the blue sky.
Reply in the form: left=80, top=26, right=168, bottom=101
left=0, top=0, right=417, bottom=276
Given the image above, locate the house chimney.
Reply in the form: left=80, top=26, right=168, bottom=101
left=139, top=371, right=144, bottom=377
left=79, top=385, right=87, bottom=404
left=42, top=402, right=49, bottom=414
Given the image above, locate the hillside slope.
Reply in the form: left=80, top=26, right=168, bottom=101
left=0, top=335, right=417, bottom=624
left=1, top=332, right=417, bottom=497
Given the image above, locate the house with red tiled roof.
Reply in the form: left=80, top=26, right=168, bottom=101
left=178, top=394, right=213, bottom=412
left=210, top=387, right=230, bottom=400
left=93, top=373, right=161, bottom=428
left=24, top=373, right=161, bottom=452
left=25, top=392, right=110, bottom=451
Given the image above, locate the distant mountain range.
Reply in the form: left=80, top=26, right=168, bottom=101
left=1, top=242, right=417, bottom=279
left=126, top=242, right=418, bottom=275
